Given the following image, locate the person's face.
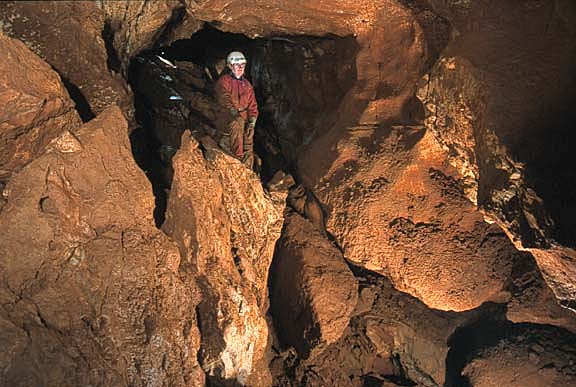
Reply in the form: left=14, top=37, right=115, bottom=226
left=229, top=62, right=246, bottom=78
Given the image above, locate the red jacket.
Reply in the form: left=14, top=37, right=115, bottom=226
left=215, top=73, right=258, bottom=121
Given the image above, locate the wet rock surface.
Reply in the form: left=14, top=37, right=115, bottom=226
left=0, top=31, right=81, bottom=182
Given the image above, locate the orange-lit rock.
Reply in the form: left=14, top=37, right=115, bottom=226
left=0, top=2, right=133, bottom=119
left=0, top=31, right=81, bottom=181
left=307, top=127, right=515, bottom=312
left=163, top=133, right=284, bottom=386
left=285, top=270, right=498, bottom=386
left=418, top=0, right=576, bottom=317
left=0, top=107, right=203, bottom=386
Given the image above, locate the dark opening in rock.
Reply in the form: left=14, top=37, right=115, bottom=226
left=127, top=23, right=357, bottom=226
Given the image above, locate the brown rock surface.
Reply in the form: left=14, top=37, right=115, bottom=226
left=2, top=1, right=576, bottom=386
left=455, top=322, right=576, bottom=387
left=418, top=0, right=576, bottom=313
left=162, top=133, right=284, bottom=386
left=0, top=1, right=133, bottom=120
left=99, top=0, right=201, bottom=66
left=0, top=107, right=203, bottom=386
left=0, top=31, right=81, bottom=181
left=270, top=211, right=358, bottom=359
left=306, top=126, right=516, bottom=312
left=506, top=250, right=576, bottom=333
left=282, top=268, right=497, bottom=387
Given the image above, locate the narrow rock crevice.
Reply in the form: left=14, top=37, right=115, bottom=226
left=59, top=75, right=96, bottom=122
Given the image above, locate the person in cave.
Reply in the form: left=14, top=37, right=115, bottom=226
left=214, top=51, right=258, bottom=169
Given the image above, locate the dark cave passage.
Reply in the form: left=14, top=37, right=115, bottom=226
left=127, top=23, right=357, bottom=227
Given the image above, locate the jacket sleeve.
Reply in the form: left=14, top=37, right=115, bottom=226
left=215, top=75, right=236, bottom=112
left=246, top=82, right=259, bottom=121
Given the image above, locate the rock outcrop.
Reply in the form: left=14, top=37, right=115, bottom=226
left=270, top=211, right=358, bottom=359
left=162, top=134, right=284, bottom=386
left=0, top=107, right=203, bottom=386
left=417, top=0, right=576, bottom=314
left=0, top=1, right=133, bottom=120
left=0, top=31, right=81, bottom=182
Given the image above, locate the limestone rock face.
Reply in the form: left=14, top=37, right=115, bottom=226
left=417, top=0, right=576, bottom=313
left=285, top=271, right=493, bottom=387
left=270, top=212, right=358, bottom=359
left=0, top=1, right=133, bottom=120
left=458, top=323, right=576, bottom=387
left=0, top=32, right=81, bottom=182
left=308, top=127, right=516, bottom=312
left=0, top=107, right=203, bottom=387
left=162, top=134, right=284, bottom=386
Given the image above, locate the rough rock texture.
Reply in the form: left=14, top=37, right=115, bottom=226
left=417, top=0, right=576, bottom=310
left=303, top=126, right=516, bottom=312
left=251, top=35, right=358, bottom=166
left=0, top=32, right=81, bottom=182
left=270, top=211, right=358, bottom=359
left=449, top=321, right=576, bottom=387
left=2, top=1, right=576, bottom=386
left=0, top=1, right=133, bottom=120
left=276, top=268, right=498, bottom=387
left=506, top=251, right=576, bottom=333
left=0, top=107, right=203, bottom=386
left=162, top=133, right=284, bottom=386
left=99, top=0, right=202, bottom=68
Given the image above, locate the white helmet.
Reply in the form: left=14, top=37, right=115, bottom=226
left=227, top=51, right=247, bottom=65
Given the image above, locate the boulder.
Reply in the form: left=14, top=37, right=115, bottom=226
left=270, top=211, right=358, bottom=359
left=287, top=269, right=498, bottom=387
left=306, top=127, right=515, bottom=312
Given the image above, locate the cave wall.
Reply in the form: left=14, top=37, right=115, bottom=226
left=418, top=0, right=576, bottom=312
left=0, top=1, right=133, bottom=121
left=0, top=31, right=81, bottom=183
left=1, top=0, right=576, bottom=386
left=0, top=107, right=203, bottom=386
